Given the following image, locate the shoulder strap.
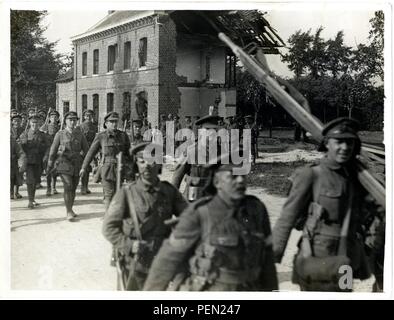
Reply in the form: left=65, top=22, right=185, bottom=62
left=337, top=183, right=354, bottom=256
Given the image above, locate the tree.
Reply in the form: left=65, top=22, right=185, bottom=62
left=11, top=10, right=65, bottom=112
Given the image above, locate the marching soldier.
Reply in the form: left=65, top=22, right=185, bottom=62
left=102, top=142, right=188, bottom=290
left=273, top=118, right=381, bottom=291
left=19, top=114, right=50, bottom=209
left=10, top=136, right=26, bottom=199
left=11, top=114, right=25, bottom=199
left=41, top=110, right=61, bottom=196
left=47, top=111, right=89, bottom=221
left=172, top=115, right=223, bottom=202
left=144, top=151, right=278, bottom=291
left=184, top=116, right=193, bottom=130
left=78, top=109, right=98, bottom=194
left=80, top=111, right=131, bottom=211
left=244, top=115, right=259, bottom=164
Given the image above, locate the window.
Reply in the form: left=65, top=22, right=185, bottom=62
left=107, top=93, right=114, bottom=112
left=225, top=51, right=236, bottom=87
left=63, top=101, right=70, bottom=115
left=122, top=92, right=131, bottom=120
left=107, top=44, right=118, bottom=72
left=124, top=41, right=131, bottom=70
left=82, top=52, right=87, bottom=76
left=138, top=38, right=147, bottom=67
left=82, top=94, right=88, bottom=112
left=93, top=94, right=99, bottom=123
left=93, top=49, right=99, bottom=74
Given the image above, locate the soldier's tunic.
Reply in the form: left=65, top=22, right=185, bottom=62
left=19, top=129, right=49, bottom=185
left=103, top=178, right=188, bottom=290
left=40, top=122, right=60, bottom=173
left=81, top=129, right=131, bottom=206
left=143, top=194, right=278, bottom=291
left=172, top=142, right=216, bottom=202
left=49, top=129, right=89, bottom=177
left=273, top=156, right=372, bottom=291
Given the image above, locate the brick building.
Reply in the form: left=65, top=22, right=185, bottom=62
left=56, top=10, right=283, bottom=128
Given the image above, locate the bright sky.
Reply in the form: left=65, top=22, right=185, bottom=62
left=42, top=9, right=376, bottom=77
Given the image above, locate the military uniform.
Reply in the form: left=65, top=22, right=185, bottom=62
left=144, top=159, right=278, bottom=291
left=40, top=111, right=61, bottom=196
left=19, top=115, right=50, bottom=208
left=102, top=142, right=188, bottom=290
left=81, top=112, right=131, bottom=210
left=172, top=115, right=223, bottom=202
left=78, top=110, right=98, bottom=194
left=48, top=112, right=89, bottom=220
left=273, top=118, right=377, bottom=291
left=10, top=136, right=25, bottom=199
left=10, top=114, right=25, bottom=198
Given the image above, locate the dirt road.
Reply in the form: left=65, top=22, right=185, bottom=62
left=11, top=163, right=375, bottom=291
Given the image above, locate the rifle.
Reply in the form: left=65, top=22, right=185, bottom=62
left=218, top=33, right=385, bottom=209
left=60, top=115, right=64, bottom=130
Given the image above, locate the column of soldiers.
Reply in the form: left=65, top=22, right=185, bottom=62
left=10, top=106, right=385, bottom=292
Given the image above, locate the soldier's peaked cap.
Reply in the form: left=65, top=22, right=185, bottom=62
left=132, top=119, right=143, bottom=125
left=322, top=117, right=360, bottom=139
left=130, top=142, right=162, bottom=158
left=244, top=115, right=253, bottom=120
left=28, top=114, right=40, bottom=121
left=82, top=109, right=94, bottom=117
left=195, top=115, right=221, bottom=128
left=104, top=112, right=119, bottom=122
left=11, top=114, right=22, bottom=120
left=49, top=110, right=60, bottom=117
left=64, top=111, right=79, bottom=120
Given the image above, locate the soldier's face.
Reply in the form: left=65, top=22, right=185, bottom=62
left=12, top=118, right=21, bottom=127
left=134, top=124, right=142, bottom=135
left=50, top=115, right=58, bottom=123
left=66, top=118, right=78, bottom=129
left=106, top=120, right=118, bottom=131
left=215, top=171, right=247, bottom=200
left=136, top=157, right=160, bottom=181
left=84, top=114, right=93, bottom=122
left=325, top=138, right=356, bottom=164
left=30, top=119, right=39, bottom=131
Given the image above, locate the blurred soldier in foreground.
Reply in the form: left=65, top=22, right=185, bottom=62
left=172, top=115, right=223, bottom=202
left=144, top=152, right=278, bottom=291
left=41, top=110, right=61, bottom=196
left=10, top=136, right=25, bottom=199
left=80, top=112, right=131, bottom=211
left=273, top=118, right=382, bottom=291
left=19, top=115, right=50, bottom=208
left=102, top=142, right=188, bottom=290
left=47, top=112, right=89, bottom=221
left=78, top=109, right=98, bottom=195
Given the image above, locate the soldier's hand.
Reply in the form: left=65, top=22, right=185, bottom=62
left=79, top=168, right=86, bottom=178
left=131, top=240, right=148, bottom=254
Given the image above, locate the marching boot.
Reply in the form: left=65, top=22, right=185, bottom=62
left=70, top=190, right=77, bottom=218
left=15, top=185, right=22, bottom=199
left=27, top=184, right=35, bottom=209
left=31, top=185, right=39, bottom=206
left=80, top=174, right=91, bottom=194
left=46, top=175, right=52, bottom=196
left=52, top=176, right=58, bottom=194
left=64, top=191, right=75, bottom=221
left=10, top=186, right=14, bottom=199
